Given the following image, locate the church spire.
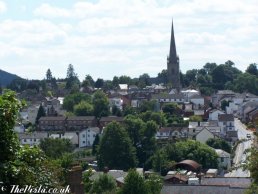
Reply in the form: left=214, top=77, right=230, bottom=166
left=169, top=19, right=177, bottom=62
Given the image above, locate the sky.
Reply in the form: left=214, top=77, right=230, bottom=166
left=0, top=0, right=257, bottom=81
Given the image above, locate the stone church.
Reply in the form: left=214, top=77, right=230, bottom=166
left=167, top=20, right=181, bottom=91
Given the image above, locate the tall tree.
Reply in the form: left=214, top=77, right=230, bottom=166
left=46, top=68, right=53, bottom=81
left=92, top=90, right=110, bottom=118
left=121, top=169, right=147, bottom=194
left=35, top=104, right=46, bottom=124
left=246, top=63, right=258, bottom=76
left=66, top=64, right=76, bottom=79
left=90, top=173, right=117, bottom=194
left=98, top=122, right=137, bottom=170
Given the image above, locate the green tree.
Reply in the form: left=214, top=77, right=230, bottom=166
left=157, top=69, right=168, bottom=84
left=162, top=102, right=177, bottom=115
left=121, top=169, right=146, bottom=194
left=246, top=148, right=258, bottom=193
left=95, top=78, right=104, bottom=88
left=211, top=62, right=242, bottom=90
left=92, top=134, right=100, bottom=155
left=246, top=63, right=258, bottom=76
left=138, top=100, right=156, bottom=113
left=90, top=173, right=117, bottom=194
left=82, top=169, right=94, bottom=193
left=46, top=68, right=53, bottom=81
left=39, top=138, right=74, bottom=159
left=206, top=138, right=232, bottom=153
left=65, top=64, right=80, bottom=90
left=35, top=104, right=46, bottom=124
left=63, top=92, right=92, bottom=112
left=93, top=90, right=110, bottom=118
left=74, top=101, right=93, bottom=116
left=0, top=91, right=63, bottom=193
left=167, top=140, right=218, bottom=169
left=221, top=100, right=230, bottom=111
left=144, top=174, right=163, bottom=194
left=230, top=73, right=258, bottom=95
left=82, top=74, right=95, bottom=88
left=98, top=122, right=137, bottom=170
left=189, top=115, right=202, bottom=122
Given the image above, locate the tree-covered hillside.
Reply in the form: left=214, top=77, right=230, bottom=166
left=0, top=69, right=22, bottom=87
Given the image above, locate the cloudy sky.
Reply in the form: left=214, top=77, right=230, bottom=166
left=0, top=0, right=257, bottom=81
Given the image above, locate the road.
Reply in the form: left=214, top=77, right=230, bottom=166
left=224, top=118, right=253, bottom=177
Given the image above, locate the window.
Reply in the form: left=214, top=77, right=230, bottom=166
left=83, top=134, right=85, bottom=138
left=24, top=139, right=27, bottom=142
left=83, top=141, right=85, bottom=144
left=34, top=139, right=36, bottom=142
left=221, top=157, right=224, bottom=162
left=193, top=129, right=196, bottom=133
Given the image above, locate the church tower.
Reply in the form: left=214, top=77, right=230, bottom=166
left=167, top=20, right=181, bottom=91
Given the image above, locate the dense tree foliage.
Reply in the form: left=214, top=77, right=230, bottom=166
left=39, top=138, right=74, bottom=159
left=90, top=173, right=117, bottom=194
left=92, top=90, right=110, bottom=118
left=120, top=169, right=147, bottom=194
left=246, top=63, right=258, bottom=76
left=63, top=92, right=92, bottom=112
left=120, top=169, right=162, bottom=194
left=98, top=122, right=137, bottom=170
left=151, top=140, right=218, bottom=175
left=206, top=138, right=231, bottom=153
left=74, top=101, right=93, bottom=116
left=0, top=91, right=63, bottom=193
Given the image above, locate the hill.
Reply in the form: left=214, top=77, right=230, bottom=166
left=0, top=69, right=22, bottom=87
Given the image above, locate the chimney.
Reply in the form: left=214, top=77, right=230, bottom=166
left=67, top=165, right=85, bottom=194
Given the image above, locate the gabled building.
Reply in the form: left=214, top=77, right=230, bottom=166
left=218, top=114, right=235, bottom=135
left=79, top=127, right=100, bottom=147
left=66, top=116, right=96, bottom=131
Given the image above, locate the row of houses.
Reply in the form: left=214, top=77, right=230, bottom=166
left=18, top=127, right=100, bottom=148
left=37, top=116, right=124, bottom=131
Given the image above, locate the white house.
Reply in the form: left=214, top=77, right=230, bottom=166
left=218, top=114, right=235, bottom=136
left=215, top=149, right=231, bottom=170
left=50, top=132, right=79, bottom=146
left=189, top=94, right=204, bottom=110
left=209, top=109, right=225, bottom=121
left=188, top=121, right=221, bottom=138
left=79, top=127, right=100, bottom=148
left=194, top=127, right=218, bottom=144
left=18, top=132, right=48, bottom=146
left=156, top=127, right=188, bottom=139
left=109, top=97, right=123, bottom=110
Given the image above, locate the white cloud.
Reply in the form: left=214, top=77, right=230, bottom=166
left=34, top=3, right=70, bottom=18
left=0, top=1, right=6, bottom=13
left=0, top=0, right=258, bottom=80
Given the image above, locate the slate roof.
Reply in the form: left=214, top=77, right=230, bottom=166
left=18, top=132, right=48, bottom=139
left=100, top=116, right=124, bottom=122
left=39, top=116, right=66, bottom=121
left=67, top=116, right=95, bottom=121
left=218, top=114, right=234, bottom=121
left=161, top=185, right=247, bottom=194
left=201, top=177, right=251, bottom=188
